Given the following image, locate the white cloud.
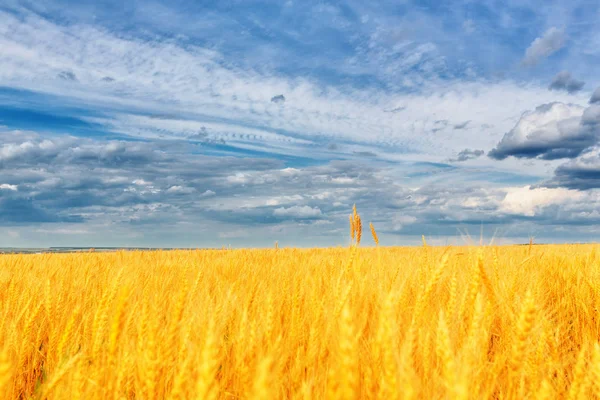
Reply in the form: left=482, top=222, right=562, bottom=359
left=200, top=190, right=216, bottom=197
left=500, top=185, right=583, bottom=216
left=0, top=184, right=17, bottom=191
left=489, top=102, right=589, bottom=160
left=167, top=185, right=196, bottom=194
left=273, top=205, right=322, bottom=218
left=522, top=27, right=566, bottom=66
left=331, top=177, right=356, bottom=184
left=265, top=195, right=303, bottom=206
left=391, top=215, right=417, bottom=231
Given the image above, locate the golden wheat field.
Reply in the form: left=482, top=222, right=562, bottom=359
left=2, top=226, right=600, bottom=399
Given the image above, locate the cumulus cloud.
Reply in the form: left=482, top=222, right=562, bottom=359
left=547, top=145, right=600, bottom=189
left=391, top=215, right=417, bottom=231
left=200, top=190, right=216, bottom=197
left=488, top=102, right=598, bottom=160
left=273, top=205, right=322, bottom=219
left=549, top=71, right=585, bottom=94
left=166, top=185, right=196, bottom=194
left=522, top=27, right=566, bottom=66
left=449, top=149, right=484, bottom=162
left=591, top=87, right=600, bottom=104
left=499, top=185, right=583, bottom=217
left=0, top=184, right=17, bottom=191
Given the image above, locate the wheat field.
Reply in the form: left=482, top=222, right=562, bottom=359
left=1, top=218, right=600, bottom=399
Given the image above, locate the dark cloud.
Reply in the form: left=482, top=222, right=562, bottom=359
left=271, top=94, right=285, bottom=104
left=101, top=76, right=115, bottom=82
left=489, top=102, right=598, bottom=160
left=0, top=133, right=282, bottom=227
left=0, top=196, right=83, bottom=224
left=384, top=106, right=405, bottom=113
left=449, top=149, right=484, bottom=162
left=522, top=27, right=566, bottom=66
left=453, top=121, right=471, bottom=130
left=546, top=143, right=600, bottom=190
left=4, top=129, right=600, bottom=245
left=353, top=151, right=377, bottom=157
left=432, top=120, right=448, bottom=133
left=591, top=87, right=600, bottom=104
left=549, top=71, right=585, bottom=94
left=57, top=71, right=77, bottom=81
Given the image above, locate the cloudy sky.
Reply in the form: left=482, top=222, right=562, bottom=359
left=1, top=0, right=600, bottom=248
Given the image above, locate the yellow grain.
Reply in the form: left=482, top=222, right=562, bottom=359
left=250, top=356, right=274, bottom=400
left=0, top=220, right=598, bottom=400
left=195, top=318, right=220, bottom=400
left=369, top=222, right=379, bottom=246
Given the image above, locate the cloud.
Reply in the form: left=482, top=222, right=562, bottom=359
left=549, top=71, right=585, bottom=94
left=0, top=8, right=589, bottom=167
left=273, top=205, right=322, bottom=219
left=522, top=27, right=566, bottom=66
left=166, top=185, right=195, bottom=194
left=384, top=106, right=406, bottom=113
left=0, top=130, right=283, bottom=225
left=488, top=102, right=598, bottom=160
left=353, top=151, right=377, bottom=157
left=57, top=71, right=77, bottom=81
left=499, top=185, right=583, bottom=217
left=391, top=215, right=417, bottom=232
left=591, top=87, right=600, bottom=104
left=200, top=189, right=216, bottom=197
left=0, top=184, right=17, bottom=191
left=449, top=149, right=484, bottom=162
left=453, top=121, right=470, bottom=130
left=271, top=95, right=286, bottom=104
left=547, top=145, right=600, bottom=190
left=3, top=128, right=600, bottom=244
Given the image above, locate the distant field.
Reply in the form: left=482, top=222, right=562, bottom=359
left=1, top=240, right=600, bottom=399
left=0, top=247, right=199, bottom=254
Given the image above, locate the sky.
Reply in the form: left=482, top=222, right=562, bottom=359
left=1, top=0, right=600, bottom=248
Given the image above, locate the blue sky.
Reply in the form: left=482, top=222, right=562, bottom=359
left=1, top=0, right=600, bottom=247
